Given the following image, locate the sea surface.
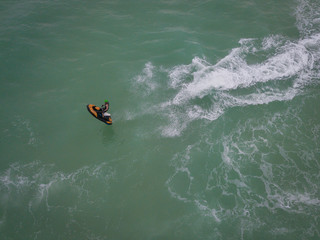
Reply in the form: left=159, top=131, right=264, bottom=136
left=1, top=0, right=320, bottom=239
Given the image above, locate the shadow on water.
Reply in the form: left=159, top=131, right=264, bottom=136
left=101, top=124, right=115, bottom=145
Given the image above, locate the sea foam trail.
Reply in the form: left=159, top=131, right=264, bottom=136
left=159, top=33, right=317, bottom=137
left=130, top=0, right=320, bottom=137
left=170, top=38, right=311, bottom=105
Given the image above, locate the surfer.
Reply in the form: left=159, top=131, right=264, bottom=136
left=101, top=100, right=111, bottom=118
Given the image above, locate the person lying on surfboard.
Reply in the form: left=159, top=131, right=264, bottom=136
left=101, top=100, right=111, bottom=118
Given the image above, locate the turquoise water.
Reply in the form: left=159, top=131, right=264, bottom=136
left=1, top=0, right=320, bottom=239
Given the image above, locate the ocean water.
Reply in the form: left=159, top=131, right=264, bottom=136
left=1, top=0, right=320, bottom=239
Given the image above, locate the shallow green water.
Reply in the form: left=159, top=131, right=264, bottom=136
left=1, top=0, right=320, bottom=239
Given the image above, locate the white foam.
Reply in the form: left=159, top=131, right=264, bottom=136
left=8, top=117, right=41, bottom=146
left=133, top=62, right=157, bottom=95
left=160, top=110, right=192, bottom=137
left=166, top=104, right=320, bottom=223
left=295, top=0, right=320, bottom=36
left=129, top=0, right=320, bottom=138
left=166, top=168, right=193, bottom=203
left=163, top=31, right=319, bottom=136
left=168, top=57, right=210, bottom=89
left=287, top=193, right=320, bottom=206
left=0, top=161, right=116, bottom=210
left=222, top=142, right=232, bottom=165
left=222, top=88, right=299, bottom=107
left=162, top=0, right=320, bottom=230
left=171, top=40, right=310, bottom=106
left=261, top=35, right=285, bottom=50
left=194, top=200, right=221, bottom=222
